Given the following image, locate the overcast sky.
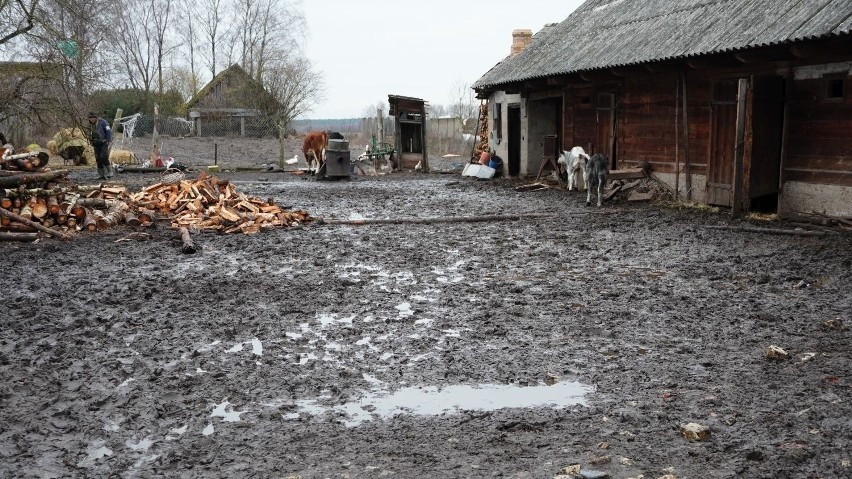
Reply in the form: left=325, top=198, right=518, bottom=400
left=301, top=0, right=585, bottom=119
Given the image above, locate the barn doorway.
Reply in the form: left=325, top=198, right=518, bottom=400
left=748, top=76, right=785, bottom=213
left=708, top=78, right=785, bottom=211
left=708, top=80, right=738, bottom=207
left=507, top=105, right=521, bottom=176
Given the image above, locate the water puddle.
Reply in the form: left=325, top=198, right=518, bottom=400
left=211, top=400, right=245, bottom=422
left=290, top=381, right=592, bottom=427
left=125, top=437, right=154, bottom=451
left=251, top=338, right=263, bottom=356
left=78, top=441, right=112, bottom=467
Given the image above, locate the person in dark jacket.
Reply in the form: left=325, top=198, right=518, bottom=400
left=88, top=112, right=113, bottom=179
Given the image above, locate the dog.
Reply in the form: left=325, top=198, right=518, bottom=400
left=584, top=153, right=609, bottom=207
left=557, top=146, right=590, bottom=191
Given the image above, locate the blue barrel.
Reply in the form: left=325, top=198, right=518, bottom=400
left=488, top=155, right=503, bottom=171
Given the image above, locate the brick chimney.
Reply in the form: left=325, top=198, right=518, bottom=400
left=511, top=29, right=533, bottom=57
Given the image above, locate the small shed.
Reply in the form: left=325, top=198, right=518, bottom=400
left=388, top=95, right=429, bottom=171
left=185, top=64, right=281, bottom=137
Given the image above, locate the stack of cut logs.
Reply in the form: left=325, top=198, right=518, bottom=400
left=474, top=103, right=489, bottom=158
left=129, top=171, right=311, bottom=234
left=1, top=145, right=51, bottom=172
left=0, top=169, right=313, bottom=241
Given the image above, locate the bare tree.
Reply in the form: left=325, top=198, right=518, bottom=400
left=151, top=0, right=174, bottom=96
left=265, top=56, right=324, bottom=166
left=113, top=2, right=155, bottom=94
left=200, top=0, right=228, bottom=78
left=229, top=0, right=305, bottom=83
left=0, top=0, right=40, bottom=45
left=174, top=0, right=202, bottom=98
left=27, top=0, right=113, bottom=102
left=448, top=79, right=477, bottom=132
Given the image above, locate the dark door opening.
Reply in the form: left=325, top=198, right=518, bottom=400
left=507, top=105, right=521, bottom=176
left=748, top=76, right=785, bottom=213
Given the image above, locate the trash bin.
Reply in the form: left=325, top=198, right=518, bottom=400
left=488, top=155, right=503, bottom=176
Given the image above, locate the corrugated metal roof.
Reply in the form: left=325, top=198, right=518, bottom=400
left=474, top=0, right=852, bottom=90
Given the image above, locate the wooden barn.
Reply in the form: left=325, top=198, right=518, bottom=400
left=474, top=0, right=852, bottom=217
left=186, top=64, right=281, bottom=137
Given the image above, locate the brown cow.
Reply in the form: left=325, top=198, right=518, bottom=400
left=302, top=131, right=329, bottom=175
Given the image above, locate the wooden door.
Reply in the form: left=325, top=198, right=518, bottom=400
left=708, top=80, right=738, bottom=206
left=596, top=93, right=616, bottom=168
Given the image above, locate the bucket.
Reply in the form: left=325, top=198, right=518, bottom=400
left=488, top=155, right=503, bottom=171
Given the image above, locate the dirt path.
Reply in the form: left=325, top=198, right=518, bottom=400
left=1, top=158, right=850, bottom=478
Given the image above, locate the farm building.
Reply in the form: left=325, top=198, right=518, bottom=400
left=186, top=64, right=282, bottom=138
left=474, top=0, right=852, bottom=217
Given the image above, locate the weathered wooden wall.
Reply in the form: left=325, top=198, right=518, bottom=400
left=785, top=75, right=852, bottom=186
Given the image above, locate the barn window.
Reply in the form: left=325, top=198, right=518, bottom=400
left=826, top=77, right=844, bottom=100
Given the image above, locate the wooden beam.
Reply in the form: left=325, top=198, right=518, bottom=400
left=734, top=46, right=794, bottom=63
left=731, top=78, right=749, bottom=219
left=686, top=55, right=745, bottom=70
left=578, top=70, right=621, bottom=83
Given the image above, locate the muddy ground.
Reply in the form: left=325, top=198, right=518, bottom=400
left=1, top=138, right=850, bottom=479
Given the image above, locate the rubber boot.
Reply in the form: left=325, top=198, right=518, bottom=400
left=106, top=164, right=114, bottom=179
left=97, top=166, right=106, bottom=180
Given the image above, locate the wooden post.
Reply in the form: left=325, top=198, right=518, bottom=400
left=682, top=72, right=692, bottom=201
left=732, top=78, right=749, bottom=219
left=149, top=103, right=160, bottom=164
left=674, top=75, right=680, bottom=200
left=110, top=108, right=123, bottom=155
left=777, top=68, right=793, bottom=212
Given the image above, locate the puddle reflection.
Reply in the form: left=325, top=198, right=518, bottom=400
left=291, top=381, right=592, bottom=427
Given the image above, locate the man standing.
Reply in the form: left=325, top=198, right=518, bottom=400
left=88, top=112, right=113, bottom=179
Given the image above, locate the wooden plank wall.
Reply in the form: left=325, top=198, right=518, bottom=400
left=785, top=76, right=852, bottom=186
left=563, top=88, right=597, bottom=153
left=615, top=72, right=711, bottom=175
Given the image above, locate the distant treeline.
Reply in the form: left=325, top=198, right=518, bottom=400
left=291, top=118, right=364, bottom=133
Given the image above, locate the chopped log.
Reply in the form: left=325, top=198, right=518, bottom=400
left=97, top=201, right=128, bottom=230
left=704, top=225, right=826, bottom=237
left=19, top=203, right=32, bottom=220
left=0, top=222, right=37, bottom=232
left=82, top=215, right=98, bottom=232
left=32, top=198, right=48, bottom=219
left=179, top=227, right=197, bottom=254
left=0, top=197, right=11, bottom=209
left=0, top=206, right=72, bottom=240
left=125, top=212, right=140, bottom=227
left=66, top=217, right=77, bottom=229
left=0, top=232, right=38, bottom=242
left=75, top=197, right=108, bottom=209
left=0, top=170, right=69, bottom=189
left=137, top=209, right=154, bottom=226
left=319, top=213, right=557, bottom=226
left=47, top=195, right=60, bottom=215
left=70, top=205, right=86, bottom=219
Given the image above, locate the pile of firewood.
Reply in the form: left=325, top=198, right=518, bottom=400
left=0, top=169, right=313, bottom=241
left=474, top=103, right=490, bottom=157
left=1, top=145, right=51, bottom=172
left=128, top=171, right=311, bottom=234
